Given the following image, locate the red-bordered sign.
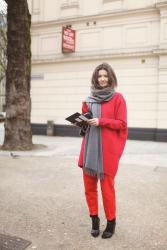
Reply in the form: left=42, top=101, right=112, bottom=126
left=62, top=27, right=75, bottom=53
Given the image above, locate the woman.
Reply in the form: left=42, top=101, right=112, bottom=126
left=78, top=63, right=127, bottom=239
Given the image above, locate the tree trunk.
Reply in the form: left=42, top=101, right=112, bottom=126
left=2, top=0, right=33, bottom=150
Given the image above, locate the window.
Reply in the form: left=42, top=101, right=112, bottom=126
left=103, top=0, right=122, bottom=11
left=61, top=0, right=79, bottom=9
left=103, top=0, right=115, bottom=3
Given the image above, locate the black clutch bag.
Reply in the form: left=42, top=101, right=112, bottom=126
left=65, top=111, right=92, bottom=127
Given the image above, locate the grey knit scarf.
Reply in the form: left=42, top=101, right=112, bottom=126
left=83, top=86, right=115, bottom=179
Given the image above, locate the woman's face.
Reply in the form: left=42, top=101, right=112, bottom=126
left=97, top=69, right=109, bottom=88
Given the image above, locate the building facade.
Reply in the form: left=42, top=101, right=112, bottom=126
left=28, top=0, right=167, bottom=141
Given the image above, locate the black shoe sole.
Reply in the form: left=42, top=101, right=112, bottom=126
left=101, top=229, right=115, bottom=239
left=91, top=229, right=100, bottom=237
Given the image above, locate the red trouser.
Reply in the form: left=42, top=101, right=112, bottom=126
left=83, top=172, right=116, bottom=220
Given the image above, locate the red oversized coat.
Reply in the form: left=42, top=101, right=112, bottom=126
left=78, top=92, right=128, bottom=178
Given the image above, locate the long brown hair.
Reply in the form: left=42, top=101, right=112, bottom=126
left=91, top=63, right=117, bottom=89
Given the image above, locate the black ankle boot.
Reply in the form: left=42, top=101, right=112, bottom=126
left=102, top=218, right=116, bottom=239
left=90, top=215, right=100, bottom=237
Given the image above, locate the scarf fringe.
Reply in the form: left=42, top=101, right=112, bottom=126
left=83, top=167, right=104, bottom=180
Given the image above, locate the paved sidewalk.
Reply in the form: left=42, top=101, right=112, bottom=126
left=0, top=124, right=167, bottom=250
left=0, top=123, right=167, bottom=168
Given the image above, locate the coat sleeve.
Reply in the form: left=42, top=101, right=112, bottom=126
left=98, top=95, right=127, bottom=130
left=81, top=101, right=89, bottom=113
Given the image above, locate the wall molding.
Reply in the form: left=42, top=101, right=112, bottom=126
left=31, top=123, right=167, bottom=142
left=32, top=46, right=163, bottom=65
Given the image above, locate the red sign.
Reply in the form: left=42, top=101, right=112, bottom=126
left=62, top=27, right=75, bottom=53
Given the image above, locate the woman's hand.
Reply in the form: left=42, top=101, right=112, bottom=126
left=87, top=118, right=99, bottom=126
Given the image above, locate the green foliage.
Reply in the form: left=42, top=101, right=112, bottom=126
left=0, top=11, right=7, bottom=82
